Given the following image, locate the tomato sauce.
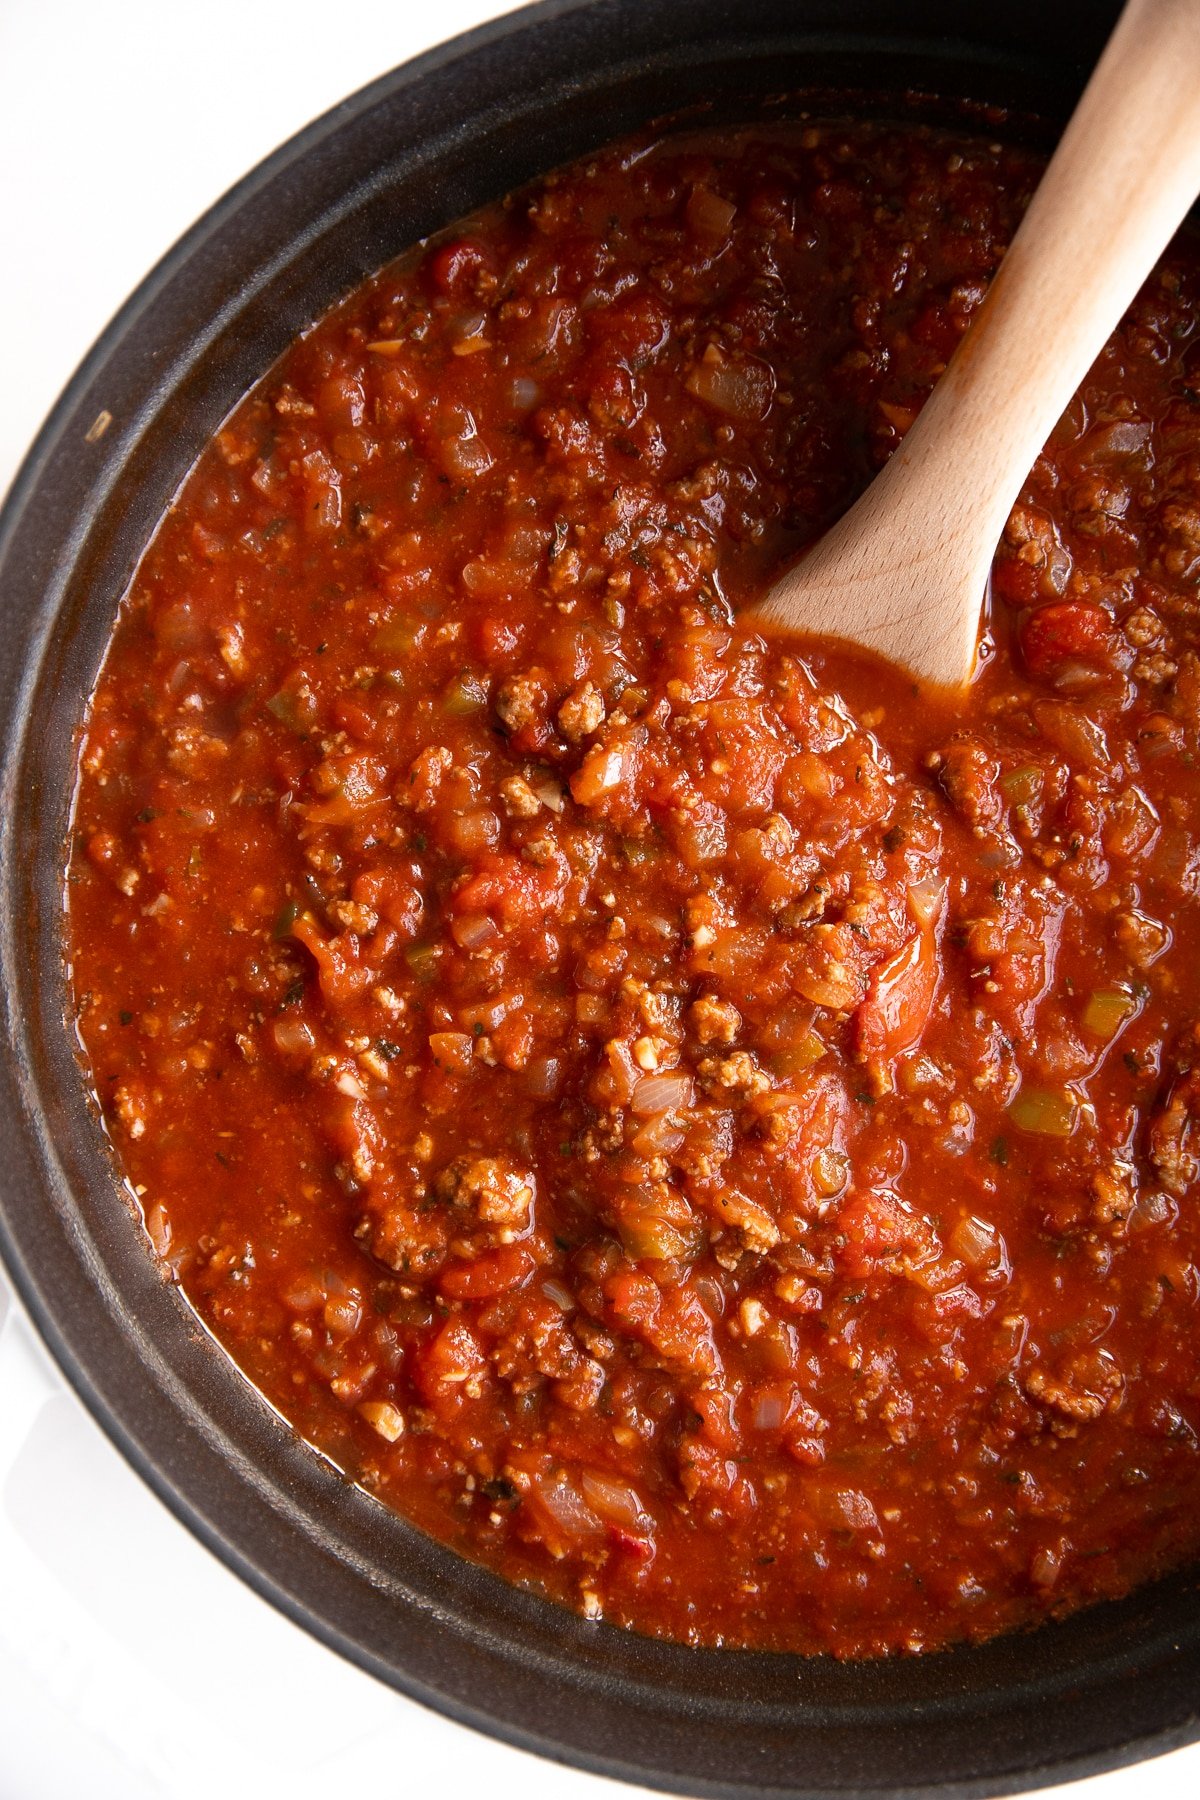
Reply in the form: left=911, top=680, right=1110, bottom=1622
left=67, top=118, right=1200, bottom=1656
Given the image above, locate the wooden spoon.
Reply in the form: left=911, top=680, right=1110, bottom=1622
left=757, top=0, right=1200, bottom=690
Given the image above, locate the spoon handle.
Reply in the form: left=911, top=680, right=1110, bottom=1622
left=761, top=0, right=1200, bottom=687
left=910, top=0, right=1200, bottom=554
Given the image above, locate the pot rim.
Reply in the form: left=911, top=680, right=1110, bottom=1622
left=3, top=3, right=1198, bottom=1794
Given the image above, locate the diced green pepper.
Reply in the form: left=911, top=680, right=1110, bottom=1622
left=617, top=1211, right=692, bottom=1262
left=1009, top=1084, right=1079, bottom=1138
left=442, top=670, right=488, bottom=715
left=372, top=618, right=420, bottom=657
left=404, top=941, right=439, bottom=981
left=1000, top=764, right=1043, bottom=806
left=273, top=898, right=300, bottom=940
left=1082, top=987, right=1136, bottom=1040
left=266, top=673, right=318, bottom=732
left=266, top=689, right=297, bottom=725
left=619, top=836, right=661, bottom=866
left=773, top=1030, right=827, bottom=1076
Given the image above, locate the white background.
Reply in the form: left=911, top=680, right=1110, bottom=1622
left=0, top=4, right=1198, bottom=1797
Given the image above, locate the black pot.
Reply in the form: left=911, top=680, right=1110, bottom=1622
left=2, top=2, right=1198, bottom=1793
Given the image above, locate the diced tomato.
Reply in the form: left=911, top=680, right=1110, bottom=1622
left=837, top=1186, right=909, bottom=1276
left=351, top=867, right=423, bottom=936
left=909, top=300, right=960, bottom=360
left=452, top=852, right=565, bottom=930
left=991, top=554, right=1042, bottom=609
left=412, top=1317, right=488, bottom=1407
left=1019, top=602, right=1123, bottom=682
left=291, top=913, right=374, bottom=1004
left=427, top=236, right=494, bottom=297
left=855, top=930, right=937, bottom=1062
left=438, top=1244, right=536, bottom=1301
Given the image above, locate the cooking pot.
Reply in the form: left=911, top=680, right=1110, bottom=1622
left=2, top=1, right=1198, bottom=1792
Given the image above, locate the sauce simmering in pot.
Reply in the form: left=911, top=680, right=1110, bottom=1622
left=68, top=116, right=1200, bottom=1655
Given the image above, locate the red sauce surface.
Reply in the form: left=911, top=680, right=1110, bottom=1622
left=68, top=118, right=1200, bottom=1656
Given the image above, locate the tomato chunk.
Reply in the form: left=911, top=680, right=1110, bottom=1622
left=855, top=931, right=937, bottom=1062
left=1019, top=602, right=1123, bottom=682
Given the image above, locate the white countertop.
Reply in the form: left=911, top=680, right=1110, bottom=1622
left=1, top=4, right=1197, bottom=1796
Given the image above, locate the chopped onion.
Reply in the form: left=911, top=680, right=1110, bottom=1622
left=751, top=1390, right=789, bottom=1432
left=977, top=843, right=1020, bottom=871
left=1133, top=1190, right=1177, bottom=1228
left=632, top=1111, right=686, bottom=1155
left=324, top=1293, right=363, bottom=1336
left=603, top=1038, right=640, bottom=1105
left=631, top=1071, right=694, bottom=1117
left=686, top=185, right=737, bottom=239
left=950, top=1214, right=1007, bottom=1271
left=144, top=1201, right=172, bottom=1259
left=541, top=1278, right=575, bottom=1312
left=691, top=1274, right=726, bottom=1318
left=580, top=1469, right=650, bottom=1534
left=358, top=1400, right=405, bottom=1443
left=685, top=350, right=774, bottom=421
left=1031, top=699, right=1109, bottom=765
left=509, top=376, right=540, bottom=411
left=452, top=308, right=487, bottom=342
left=283, top=1274, right=326, bottom=1312
left=532, top=1471, right=603, bottom=1540
left=450, top=913, right=499, bottom=950
left=440, top=409, right=494, bottom=479
left=460, top=991, right=521, bottom=1033
left=1087, top=419, right=1150, bottom=460
left=532, top=775, right=565, bottom=813
left=572, top=744, right=629, bottom=805
left=525, top=1055, right=563, bottom=1100
left=428, top=1030, right=475, bottom=1073
left=906, top=877, right=946, bottom=930
left=448, top=807, right=501, bottom=854
left=272, top=1013, right=316, bottom=1058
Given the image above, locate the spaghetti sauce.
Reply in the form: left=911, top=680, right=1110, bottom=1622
left=68, top=117, right=1200, bottom=1655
